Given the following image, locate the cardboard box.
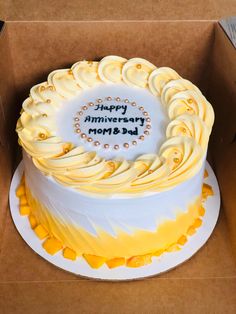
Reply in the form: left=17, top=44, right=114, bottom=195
left=0, top=1, right=236, bottom=313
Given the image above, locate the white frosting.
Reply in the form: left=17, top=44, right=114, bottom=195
left=24, top=152, right=205, bottom=237
left=56, top=83, right=167, bottom=160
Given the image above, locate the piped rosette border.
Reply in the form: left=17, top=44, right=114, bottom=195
left=16, top=56, right=214, bottom=195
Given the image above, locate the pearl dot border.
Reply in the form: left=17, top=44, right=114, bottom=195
left=73, top=96, right=152, bottom=150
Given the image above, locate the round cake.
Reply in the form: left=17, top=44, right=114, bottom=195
left=15, top=56, right=214, bottom=269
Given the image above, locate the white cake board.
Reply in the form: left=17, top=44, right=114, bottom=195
left=9, top=161, right=220, bottom=281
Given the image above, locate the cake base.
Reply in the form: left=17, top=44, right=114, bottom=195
left=9, top=161, right=220, bottom=281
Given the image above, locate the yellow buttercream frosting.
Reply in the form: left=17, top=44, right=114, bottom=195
left=16, top=56, right=214, bottom=196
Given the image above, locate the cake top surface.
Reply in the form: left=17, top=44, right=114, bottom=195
left=16, top=56, right=214, bottom=196
left=57, top=82, right=167, bottom=160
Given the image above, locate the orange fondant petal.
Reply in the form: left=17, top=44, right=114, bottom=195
left=34, top=224, right=49, bottom=240
left=198, top=205, right=205, bottom=216
left=204, top=169, right=209, bottom=178
left=83, top=254, right=107, bottom=269
left=19, top=205, right=31, bottom=216
left=28, top=214, right=37, bottom=229
left=106, top=257, right=125, bottom=269
left=187, top=226, right=196, bottom=236
left=16, top=184, right=25, bottom=197
left=153, top=249, right=165, bottom=257
left=177, top=235, right=187, bottom=246
left=126, top=254, right=152, bottom=268
left=202, top=183, right=214, bottom=200
left=19, top=195, right=28, bottom=206
left=63, top=247, right=77, bottom=261
left=43, top=237, right=63, bottom=255
left=193, top=218, right=202, bottom=228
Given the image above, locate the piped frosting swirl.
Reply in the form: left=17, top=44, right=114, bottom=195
left=16, top=56, right=214, bottom=196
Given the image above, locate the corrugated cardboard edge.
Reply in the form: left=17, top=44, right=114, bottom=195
left=219, top=16, right=236, bottom=48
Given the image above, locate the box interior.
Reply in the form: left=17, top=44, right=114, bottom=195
left=0, top=12, right=236, bottom=313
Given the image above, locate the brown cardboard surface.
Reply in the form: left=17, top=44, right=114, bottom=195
left=6, top=21, right=214, bottom=98
left=0, top=0, right=221, bottom=21
left=1, top=279, right=236, bottom=314
left=214, top=0, right=236, bottom=19
left=1, top=0, right=236, bottom=21
left=0, top=13, right=236, bottom=314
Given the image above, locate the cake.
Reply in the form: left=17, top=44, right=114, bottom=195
left=15, top=56, right=214, bottom=269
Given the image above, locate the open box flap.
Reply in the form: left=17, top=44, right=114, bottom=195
left=0, top=0, right=236, bottom=22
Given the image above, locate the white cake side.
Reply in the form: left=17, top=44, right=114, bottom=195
left=23, top=152, right=205, bottom=237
